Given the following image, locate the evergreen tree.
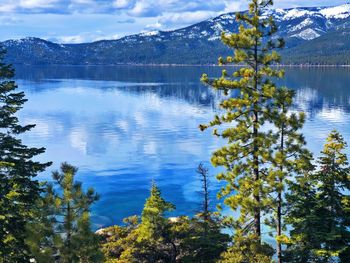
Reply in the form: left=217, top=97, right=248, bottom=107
left=219, top=235, right=275, bottom=263
left=180, top=163, right=229, bottom=263
left=72, top=212, right=104, bottom=262
left=135, top=182, right=176, bottom=262
left=0, top=48, right=51, bottom=261
left=100, top=216, right=139, bottom=262
left=100, top=178, right=228, bottom=263
left=197, top=163, right=211, bottom=224
left=25, top=182, right=57, bottom=263
left=27, top=163, right=103, bottom=262
left=107, top=183, right=176, bottom=262
left=200, top=0, right=284, bottom=249
left=266, top=88, right=312, bottom=263
left=286, top=131, right=350, bottom=262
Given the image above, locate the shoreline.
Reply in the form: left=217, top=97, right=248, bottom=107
left=13, top=63, right=350, bottom=68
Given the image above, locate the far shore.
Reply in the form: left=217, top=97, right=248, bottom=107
left=12, top=63, right=350, bottom=68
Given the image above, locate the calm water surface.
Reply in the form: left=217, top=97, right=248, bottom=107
left=13, top=65, right=350, bottom=229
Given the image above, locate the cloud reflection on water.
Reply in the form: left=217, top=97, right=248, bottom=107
left=14, top=65, right=350, bottom=228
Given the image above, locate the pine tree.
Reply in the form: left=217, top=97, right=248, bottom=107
left=100, top=216, right=139, bottom=261
left=135, top=182, right=176, bottom=262
left=219, top=235, right=275, bottom=263
left=28, top=163, right=102, bottom=262
left=200, top=0, right=284, bottom=247
left=286, top=131, right=350, bottom=262
left=25, top=182, right=57, bottom=263
left=0, top=48, right=51, bottom=261
left=72, top=212, right=104, bottom=262
left=100, top=184, right=176, bottom=262
left=197, top=163, right=210, bottom=225
left=184, top=163, right=229, bottom=263
left=266, top=88, right=312, bottom=263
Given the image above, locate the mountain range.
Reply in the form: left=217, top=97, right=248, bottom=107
left=3, top=4, right=350, bottom=65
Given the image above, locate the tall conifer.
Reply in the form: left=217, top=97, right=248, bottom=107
left=267, top=88, right=312, bottom=263
left=52, top=163, right=101, bottom=262
left=200, top=0, right=284, bottom=244
left=116, top=182, right=176, bottom=262
left=286, top=131, right=350, bottom=262
left=0, top=48, right=51, bottom=261
left=27, top=163, right=102, bottom=262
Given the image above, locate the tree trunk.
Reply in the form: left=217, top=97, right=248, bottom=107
left=277, top=121, right=285, bottom=263
left=253, top=27, right=261, bottom=240
left=170, top=241, right=177, bottom=263
left=66, top=202, right=72, bottom=262
left=253, top=118, right=261, bottom=239
left=277, top=189, right=282, bottom=263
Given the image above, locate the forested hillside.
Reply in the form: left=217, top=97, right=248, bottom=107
left=3, top=4, right=350, bottom=65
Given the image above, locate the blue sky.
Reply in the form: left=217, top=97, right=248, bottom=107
left=0, top=0, right=349, bottom=43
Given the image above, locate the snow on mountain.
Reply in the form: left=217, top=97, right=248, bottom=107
left=2, top=4, right=350, bottom=65
left=281, top=9, right=314, bottom=20
left=122, top=3, right=350, bottom=44
left=291, top=28, right=321, bottom=41
left=6, top=3, right=350, bottom=46
left=288, top=18, right=314, bottom=33
left=320, top=4, right=350, bottom=19
left=261, top=4, right=350, bottom=41
left=140, top=31, right=159, bottom=37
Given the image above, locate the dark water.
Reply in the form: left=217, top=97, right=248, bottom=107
left=13, top=65, right=350, bottom=229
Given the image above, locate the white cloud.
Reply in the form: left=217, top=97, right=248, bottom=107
left=113, top=0, right=135, bottom=9
left=128, top=1, right=160, bottom=17
left=318, top=107, right=346, bottom=123
left=47, top=31, right=120, bottom=43
left=19, top=0, right=60, bottom=9
left=223, top=0, right=246, bottom=13
left=94, top=33, right=119, bottom=41
left=145, top=21, right=162, bottom=30
left=0, top=0, right=348, bottom=15
left=127, top=0, right=227, bottom=18
left=71, top=0, right=94, bottom=3
left=0, top=3, right=17, bottom=12
left=70, top=126, right=88, bottom=154
left=1, top=0, right=349, bottom=43
left=56, top=35, right=85, bottom=43
left=159, top=11, right=216, bottom=28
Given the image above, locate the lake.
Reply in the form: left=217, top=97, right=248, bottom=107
left=14, top=65, right=350, bottom=229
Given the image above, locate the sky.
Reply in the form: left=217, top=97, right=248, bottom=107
left=0, top=0, right=349, bottom=43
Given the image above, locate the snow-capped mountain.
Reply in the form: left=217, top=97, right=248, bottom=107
left=3, top=4, right=350, bottom=65
left=113, top=4, right=350, bottom=46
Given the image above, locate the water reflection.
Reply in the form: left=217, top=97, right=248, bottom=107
left=14, top=65, right=350, bottom=228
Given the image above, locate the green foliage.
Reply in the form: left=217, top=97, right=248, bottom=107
left=138, top=182, right=175, bottom=241
left=72, top=212, right=104, bottom=262
left=282, top=28, right=350, bottom=65
left=25, top=181, right=57, bottom=262
left=101, top=181, right=229, bottom=263
left=185, top=163, right=230, bottom=263
left=179, top=215, right=230, bottom=263
left=219, top=234, right=274, bottom=263
left=26, top=163, right=103, bottom=263
left=286, top=131, right=350, bottom=262
left=0, top=47, right=51, bottom=261
left=200, top=0, right=285, bottom=244
left=101, top=183, right=177, bottom=262
left=133, top=183, right=176, bottom=262
left=101, top=215, right=229, bottom=263
left=199, top=2, right=317, bottom=262
left=265, top=87, right=312, bottom=262
left=100, top=216, right=139, bottom=262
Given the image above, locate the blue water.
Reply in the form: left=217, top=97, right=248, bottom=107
left=13, top=65, right=350, bottom=229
